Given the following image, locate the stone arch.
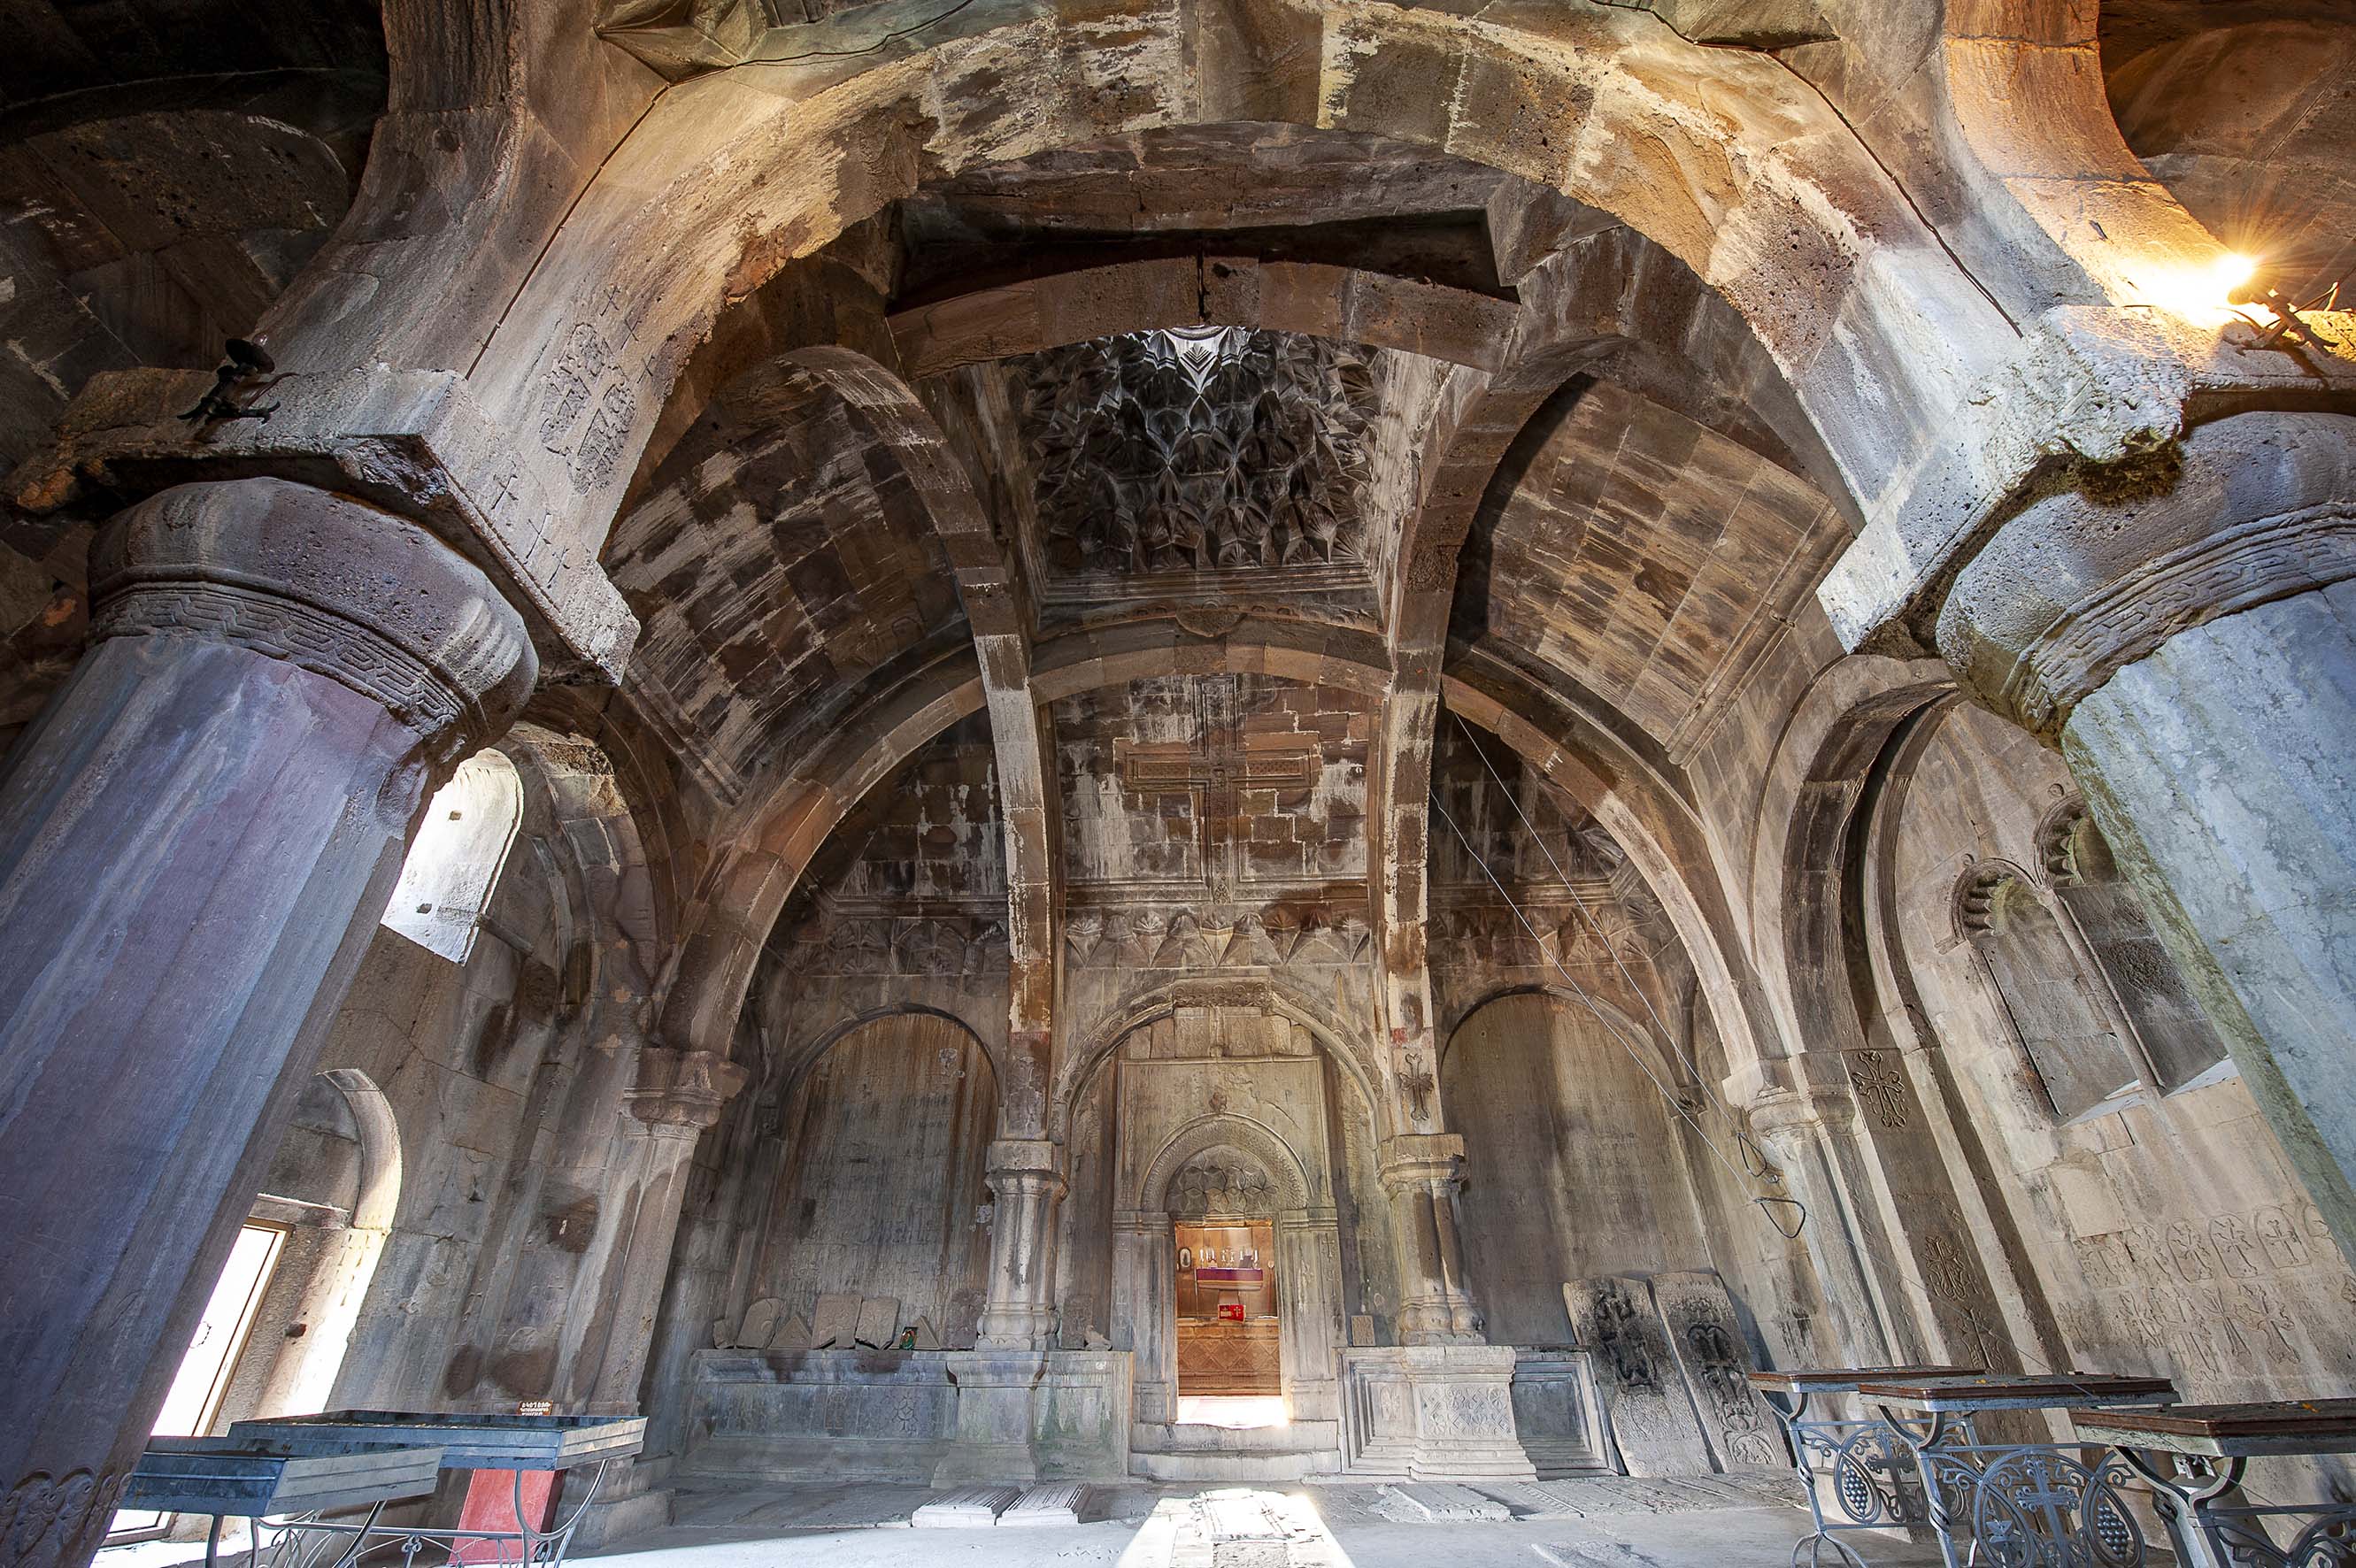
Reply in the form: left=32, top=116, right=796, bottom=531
left=775, top=1002, right=1005, bottom=1115
left=450, top=11, right=2014, bottom=563
left=1140, top=1112, right=1316, bottom=1217
left=1436, top=983, right=1683, bottom=1092
left=657, top=623, right=1785, bottom=1117
left=247, top=1069, right=401, bottom=1418
left=1054, top=973, right=1385, bottom=1145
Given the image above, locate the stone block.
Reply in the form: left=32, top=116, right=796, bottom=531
left=910, top=1485, right=1020, bottom=1528
left=1374, top=1482, right=1509, bottom=1522
left=810, top=1293, right=860, bottom=1349
left=854, top=1295, right=899, bottom=1348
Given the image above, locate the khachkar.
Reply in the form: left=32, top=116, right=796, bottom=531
left=0, top=477, right=535, bottom=1568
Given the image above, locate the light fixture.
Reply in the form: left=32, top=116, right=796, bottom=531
left=2130, top=250, right=2261, bottom=323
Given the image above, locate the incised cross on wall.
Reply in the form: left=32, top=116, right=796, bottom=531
left=1114, top=723, right=1320, bottom=900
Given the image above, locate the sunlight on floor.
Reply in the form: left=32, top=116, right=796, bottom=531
left=1174, top=1395, right=1289, bottom=1428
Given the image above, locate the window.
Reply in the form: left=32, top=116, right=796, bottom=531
left=381, top=750, right=522, bottom=963
left=2039, top=802, right=2235, bottom=1095
left=1959, top=865, right=2144, bottom=1124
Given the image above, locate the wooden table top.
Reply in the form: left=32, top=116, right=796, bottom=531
left=1857, top=1373, right=2178, bottom=1412
left=2067, top=1400, right=2356, bottom=1457
left=1748, top=1366, right=1983, bottom=1395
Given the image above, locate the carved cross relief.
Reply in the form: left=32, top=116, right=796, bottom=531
left=1115, top=727, right=1318, bottom=902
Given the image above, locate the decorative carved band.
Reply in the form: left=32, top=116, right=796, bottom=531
left=2003, top=503, right=2356, bottom=735
left=95, top=581, right=478, bottom=750
left=3, top=1466, right=127, bottom=1567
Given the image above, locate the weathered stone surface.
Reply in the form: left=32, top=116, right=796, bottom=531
left=1564, top=1277, right=1713, bottom=1478
left=910, top=1484, right=1019, bottom=1528
left=1648, top=1271, right=1785, bottom=1472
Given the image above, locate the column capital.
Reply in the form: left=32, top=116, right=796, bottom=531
left=1376, top=1132, right=1466, bottom=1190
left=1936, top=411, right=2356, bottom=741
left=624, top=1046, right=749, bottom=1132
left=1746, top=1082, right=1853, bottom=1143
left=90, top=478, right=536, bottom=763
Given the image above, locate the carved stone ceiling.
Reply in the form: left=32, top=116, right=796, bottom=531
left=1019, top=327, right=1376, bottom=587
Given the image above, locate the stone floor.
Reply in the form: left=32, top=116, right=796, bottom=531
left=566, top=1476, right=1954, bottom=1567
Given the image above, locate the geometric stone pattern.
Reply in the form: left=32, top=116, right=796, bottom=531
left=1019, top=327, right=1374, bottom=581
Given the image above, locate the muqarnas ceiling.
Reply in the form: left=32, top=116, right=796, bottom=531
left=1020, top=327, right=1375, bottom=581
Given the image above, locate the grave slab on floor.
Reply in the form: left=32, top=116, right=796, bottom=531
left=1374, top=1482, right=1512, bottom=1522
left=998, top=1480, right=1091, bottom=1526
left=910, top=1484, right=1020, bottom=1527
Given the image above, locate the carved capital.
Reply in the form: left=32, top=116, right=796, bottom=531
left=1936, top=412, right=2356, bottom=740
left=626, top=1046, right=750, bottom=1131
left=89, top=479, right=535, bottom=762
left=1377, top=1132, right=1467, bottom=1192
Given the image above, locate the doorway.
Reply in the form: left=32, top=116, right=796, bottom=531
left=1174, top=1218, right=1280, bottom=1418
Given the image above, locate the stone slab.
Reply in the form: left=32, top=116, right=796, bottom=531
left=1374, top=1482, right=1510, bottom=1522
left=998, top=1481, right=1091, bottom=1526
left=911, top=1485, right=1020, bottom=1527
left=811, top=1293, right=861, bottom=1349
left=854, top=1295, right=899, bottom=1349
left=737, top=1298, right=782, bottom=1348
left=1564, top=1275, right=1713, bottom=1477
left=1650, top=1270, right=1787, bottom=1471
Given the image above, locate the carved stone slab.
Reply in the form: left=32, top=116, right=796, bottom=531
left=998, top=1481, right=1091, bottom=1526
left=1650, top=1270, right=1787, bottom=1471
left=735, top=1298, right=781, bottom=1349
left=810, top=1293, right=861, bottom=1349
left=1564, top=1274, right=1713, bottom=1477
left=911, top=1485, right=1020, bottom=1528
left=1374, top=1483, right=1510, bottom=1522
left=854, top=1295, right=900, bottom=1349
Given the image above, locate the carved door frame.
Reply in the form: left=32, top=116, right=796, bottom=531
left=1116, top=1113, right=1343, bottom=1431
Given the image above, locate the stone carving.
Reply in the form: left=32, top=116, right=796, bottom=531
left=1397, top=1051, right=1437, bottom=1126
left=1064, top=903, right=1370, bottom=970
left=781, top=911, right=1009, bottom=977
left=1169, top=1151, right=1276, bottom=1216
left=1565, top=1274, right=1713, bottom=1478
left=1020, top=327, right=1374, bottom=578
left=811, top=1292, right=861, bottom=1349
left=854, top=1295, right=900, bottom=1349
left=1847, top=1049, right=1911, bottom=1129
left=2, top=1468, right=125, bottom=1568
left=1652, top=1270, right=1785, bottom=1471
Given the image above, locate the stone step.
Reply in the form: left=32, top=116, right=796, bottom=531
left=910, top=1484, right=1020, bottom=1527
left=1130, top=1446, right=1341, bottom=1483
left=997, top=1481, right=1092, bottom=1526
left=1134, top=1418, right=1343, bottom=1454
left=1373, top=1482, right=1512, bottom=1522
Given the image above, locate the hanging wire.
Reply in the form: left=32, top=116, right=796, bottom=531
left=1429, top=789, right=1805, bottom=1241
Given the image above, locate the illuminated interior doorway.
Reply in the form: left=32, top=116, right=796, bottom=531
left=107, top=1222, right=287, bottom=1542
left=1173, top=1219, right=1280, bottom=1404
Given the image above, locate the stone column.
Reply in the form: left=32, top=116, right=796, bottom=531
left=1378, top=1134, right=1484, bottom=1343
left=1746, top=1084, right=1899, bottom=1365
left=1936, top=411, right=2356, bottom=1252
left=0, top=477, right=534, bottom=1568
left=1274, top=1206, right=1343, bottom=1422
left=580, top=1047, right=749, bottom=1414
left=975, top=1137, right=1067, bottom=1351
left=1112, top=1209, right=1177, bottom=1425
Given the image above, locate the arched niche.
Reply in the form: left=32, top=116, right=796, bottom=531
left=381, top=749, right=524, bottom=963
left=2036, top=798, right=2235, bottom=1097
left=1956, top=864, right=2143, bottom=1125
left=748, top=1010, right=998, bottom=1348
left=1443, top=989, right=1714, bottom=1345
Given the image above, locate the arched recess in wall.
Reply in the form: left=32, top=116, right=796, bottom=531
left=2036, top=797, right=2236, bottom=1097
left=1955, top=863, right=2144, bottom=1125
left=381, top=749, right=524, bottom=963
left=248, top=1069, right=401, bottom=1418
left=743, top=1009, right=998, bottom=1349
left=1442, top=989, right=1714, bottom=1345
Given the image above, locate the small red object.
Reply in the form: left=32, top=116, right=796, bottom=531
left=1219, top=1303, right=1245, bottom=1322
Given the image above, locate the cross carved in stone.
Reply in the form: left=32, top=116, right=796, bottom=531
left=1116, top=726, right=1319, bottom=898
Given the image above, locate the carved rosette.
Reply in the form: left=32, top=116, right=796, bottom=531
left=1936, top=412, right=2356, bottom=741
left=88, top=478, right=536, bottom=764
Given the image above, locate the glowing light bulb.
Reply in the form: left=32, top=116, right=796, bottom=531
left=2134, top=250, right=2261, bottom=321
left=2214, top=251, right=2258, bottom=297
